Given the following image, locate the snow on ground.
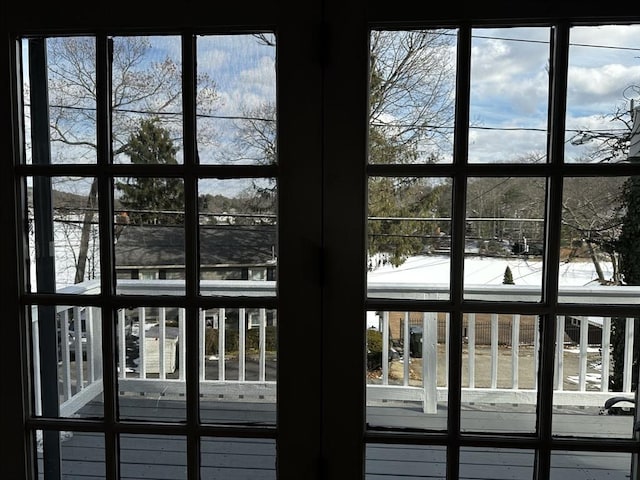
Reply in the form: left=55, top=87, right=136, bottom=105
left=367, top=254, right=612, bottom=287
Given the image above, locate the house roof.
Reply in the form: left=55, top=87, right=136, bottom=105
left=115, top=224, right=277, bottom=268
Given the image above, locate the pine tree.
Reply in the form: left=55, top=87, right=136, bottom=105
left=502, top=266, right=515, bottom=285
left=116, top=118, right=184, bottom=225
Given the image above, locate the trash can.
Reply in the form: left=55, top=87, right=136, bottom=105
left=409, top=326, right=423, bottom=358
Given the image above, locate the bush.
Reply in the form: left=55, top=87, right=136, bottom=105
left=204, top=326, right=277, bottom=355
left=367, top=328, right=383, bottom=371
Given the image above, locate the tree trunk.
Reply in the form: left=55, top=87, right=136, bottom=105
left=74, top=178, right=98, bottom=284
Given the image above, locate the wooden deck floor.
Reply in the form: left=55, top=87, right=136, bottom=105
left=38, top=397, right=635, bottom=479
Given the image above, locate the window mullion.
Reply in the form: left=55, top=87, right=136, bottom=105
left=535, top=22, right=570, bottom=480
left=180, top=32, right=201, bottom=480
left=447, top=23, right=473, bottom=480
left=95, top=33, right=120, bottom=480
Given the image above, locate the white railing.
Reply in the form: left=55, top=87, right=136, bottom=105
left=34, top=280, right=640, bottom=416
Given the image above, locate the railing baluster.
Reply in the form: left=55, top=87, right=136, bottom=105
left=73, top=306, right=84, bottom=393
left=159, top=307, right=166, bottom=379
left=86, top=307, right=95, bottom=383
left=534, top=315, right=540, bottom=391
left=118, top=309, right=126, bottom=379
left=32, top=311, right=42, bottom=416
left=382, top=312, right=389, bottom=384
left=423, top=311, right=437, bottom=414
left=200, top=309, right=206, bottom=381
left=403, top=312, right=410, bottom=386
left=178, top=308, right=186, bottom=381
left=623, top=317, right=634, bottom=392
left=139, top=307, right=146, bottom=378
left=579, top=316, right=589, bottom=391
left=445, top=313, right=449, bottom=388
left=468, top=313, right=475, bottom=389
left=601, top=317, right=611, bottom=392
left=259, top=308, right=266, bottom=382
left=491, top=313, right=498, bottom=389
left=239, top=308, right=246, bottom=382
left=555, top=316, right=565, bottom=391
left=219, top=308, right=226, bottom=381
left=62, top=309, right=72, bottom=400
left=511, top=314, right=520, bottom=389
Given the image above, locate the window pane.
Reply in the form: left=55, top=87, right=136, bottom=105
left=366, top=444, right=446, bottom=478
left=200, top=307, right=277, bottom=425
left=116, top=306, right=186, bottom=421
left=37, top=430, right=105, bottom=478
left=31, top=305, right=103, bottom=419
left=468, top=27, right=551, bottom=164
left=459, top=447, right=534, bottom=479
left=197, top=34, right=277, bottom=165
left=120, top=434, right=187, bottom=479
left=550, top=451, right=631, bottom=479
left=565, top=24, right=640, bottom=164
left=552, top=314, right=638, bottom=438
left=460, top=313, right=539, bottom=434
left=367, top=177, right=453, bottom=300
left=114, top=176, right=185, bottom=295
left=464, top=177, right=546, bottom=301
left=198, top=178, right=277, bottom=292
left=368, top=29, right=458, bottom=164
left=201, top=437, right=276, bottom=478
left=366, top=310, right=448, bottom=430
left=112, top=36, right=184, bottom=164
left=22, top=37, right=98, bottom=165
left=559, top=176, right=634, bottom=303
left=28, top=176, right=101, bottom=293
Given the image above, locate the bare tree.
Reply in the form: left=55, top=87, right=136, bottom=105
left=238, top=30, right=457, bottom=264
left=38, top=36, right=220, bottom=283
left=561, top=177, right=625, bottom=284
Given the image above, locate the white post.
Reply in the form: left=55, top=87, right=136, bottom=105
left=423, top=311, right=438, bottom=414
left=159, top=307, right=166, bottom=379
left=73, top=306, right=84, bottom=392
left=219, top=308, right=226, bottom=381
left=32, top=311, right=42, bottom=416
left=259, top=308, right=266, bottom=381
left=200, top=309, right=206, bottom=381
left=62, top=309, right=72, bottom=400
left=579, top=316, right=589, bottom=391
left=403, top=312, right=410, bottom=386
left=490, top=313, right=498, bottom=389
left=601, top=317, right=611, bottom=392
left=623, top=317, right=635, bottom=393
left=511, top=314, right=520, bottom=389
left=554, top=316, right=565, bottom=391
left=382, top=312, right=389, bottom=384
left=178, top=308, right=186, bottom=381
left=139, top=307, right=146, bottom=379
left=467, top=313, right=476, bottom=389
left=118, top=309, right=126, bottom=379
left=239, top=308, right=246, bottom=382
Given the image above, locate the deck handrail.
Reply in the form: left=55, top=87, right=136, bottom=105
left=34, top=280, right=640, bottom=416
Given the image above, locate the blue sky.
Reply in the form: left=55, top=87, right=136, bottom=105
left=468, top=24, right=640, bottom=163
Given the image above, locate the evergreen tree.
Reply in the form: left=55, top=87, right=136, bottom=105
left=116, top=118, right=184, bottom=225
left=502, top=266, right=515, bottom=285
left=611, top=174, right=640, bottom=391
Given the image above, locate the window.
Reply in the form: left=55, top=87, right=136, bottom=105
left=3, top=4, right=640, bottom=480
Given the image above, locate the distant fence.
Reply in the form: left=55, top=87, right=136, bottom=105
left=401, top=318, right=602, bottom=346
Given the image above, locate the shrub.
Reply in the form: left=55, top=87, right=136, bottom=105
left=204, top=326, right=278, bottom=355
left=367, top=328, right=383, bottom=371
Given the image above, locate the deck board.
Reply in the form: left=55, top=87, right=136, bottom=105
left=37, top=397, right=633, bottom=479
